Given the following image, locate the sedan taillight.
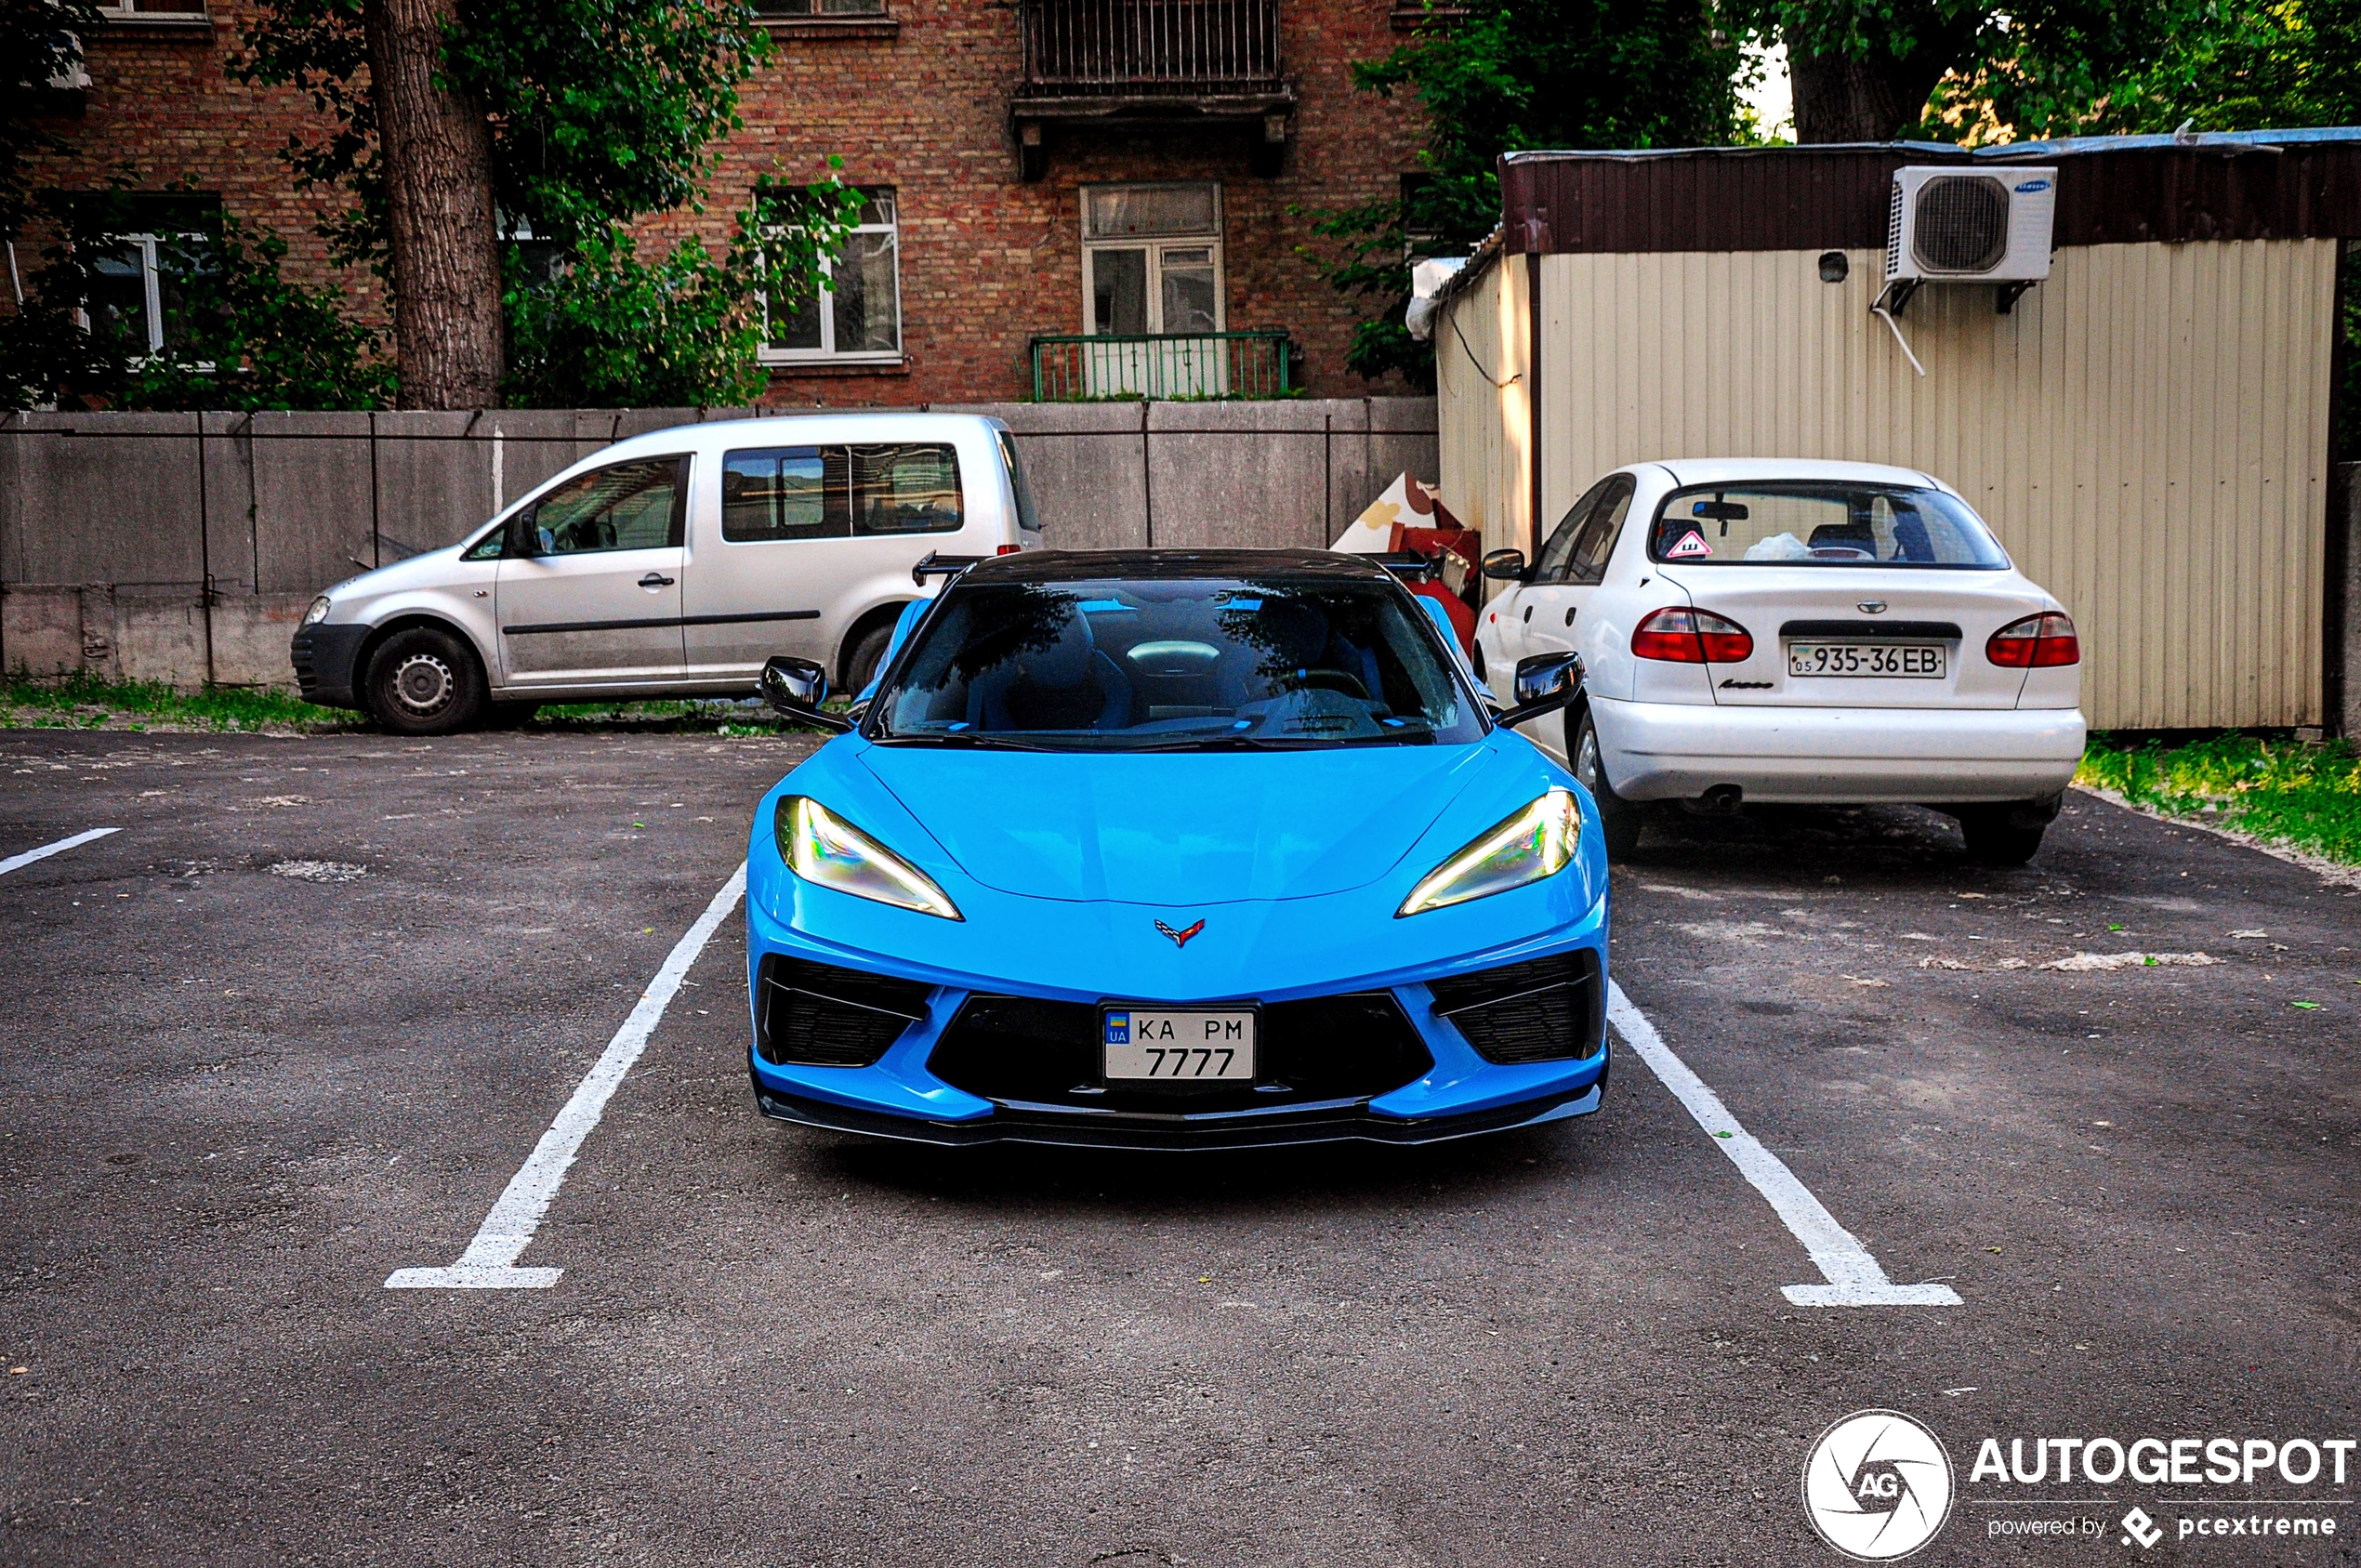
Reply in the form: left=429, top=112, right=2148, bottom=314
left=1986, top=612, right=2079, bottom=667
left=1631, top=606, right=1754, bottom=664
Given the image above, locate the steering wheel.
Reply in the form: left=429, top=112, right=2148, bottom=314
left=1294, top=667, right=1370, bottom=699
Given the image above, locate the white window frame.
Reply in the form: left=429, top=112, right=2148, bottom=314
left=76, top=231, right=203, bottom=361
left=1079, top=181, right=1225, bottom=338
left=90, top=1, right=210, bottom=20
left=758, top=191, right=903, bottom=365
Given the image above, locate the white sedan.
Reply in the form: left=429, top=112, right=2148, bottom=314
left=1472, top=459, right=2086, bottom=865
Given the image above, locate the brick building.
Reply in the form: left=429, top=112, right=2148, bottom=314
left=28, top=0, right=1432, bottom=404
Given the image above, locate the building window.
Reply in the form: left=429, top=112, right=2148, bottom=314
left=74, top=193, right=220, bottom=358
left=92, top=0, right=208, bottom=17
left=1081, top=182, right=1222, bottom=337
left=760, top=188, right=902, bottom=364
left=498, top=213, right=567, bottom=286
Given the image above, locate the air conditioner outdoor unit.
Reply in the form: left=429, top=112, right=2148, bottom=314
left=1884, top=165, right=2056, bottom=284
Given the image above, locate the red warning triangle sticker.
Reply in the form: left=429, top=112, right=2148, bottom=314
left=1667, top=530, right=1714, bottom=560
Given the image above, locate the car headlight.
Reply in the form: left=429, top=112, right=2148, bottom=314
left=302, top=595, right=333, bottom=626
left=1397, top=787, right=1584, bottom=916
left=774, top=796, right=961, bottom=920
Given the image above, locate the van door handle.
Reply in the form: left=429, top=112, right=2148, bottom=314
left=1564, top=607, right=1576, bottom=626
left=638, top=573, right=676, bottom=588
left=1521, top=606, right=1533, bottom=624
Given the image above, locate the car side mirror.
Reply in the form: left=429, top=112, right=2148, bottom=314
left=759, top=655, right=853, bottom=733
left=1481, top=547, right=1528, bottom=582
left=1497, top=652, right=1581, bottom=730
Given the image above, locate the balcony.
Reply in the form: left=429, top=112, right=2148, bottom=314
left=1030, top=330, right=1295, bottom=401
left=1012, top=0, right=1296, bottom=180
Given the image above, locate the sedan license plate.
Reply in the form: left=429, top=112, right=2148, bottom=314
left=1787, top=642, right=1946, bottom=678
left=1102, top=1007, right=1256, bottom=1082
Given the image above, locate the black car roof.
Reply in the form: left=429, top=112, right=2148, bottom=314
left=958, top=547, right=1397, bottom=584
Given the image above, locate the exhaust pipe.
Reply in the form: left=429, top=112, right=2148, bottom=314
left=1681, top=784, right=1745, bottom=818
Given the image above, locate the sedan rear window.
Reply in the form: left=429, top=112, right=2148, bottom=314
left=872, top=577, right=1483, bottom=750
left=1650, top=482, right=2009, bottom=568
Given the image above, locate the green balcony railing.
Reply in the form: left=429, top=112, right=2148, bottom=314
left=1030, top=330, right=1293, bottom=401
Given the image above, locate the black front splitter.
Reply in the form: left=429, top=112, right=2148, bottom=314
left=748, top=1074, right=1603, bottom=1152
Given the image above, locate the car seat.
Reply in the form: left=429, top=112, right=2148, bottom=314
left=967, top=611, right=1134, bottom=731
left=1889, top=510, right=1936, bottom=563
left=1806, top=522, right=1877, bottom=556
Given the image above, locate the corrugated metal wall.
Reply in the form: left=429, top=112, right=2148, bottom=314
left=1442, top=239, right=2337, bottom=731
left=1434, top=255, right=1531, bottom=560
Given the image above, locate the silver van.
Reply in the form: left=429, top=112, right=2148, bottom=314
left=291, top=413, right=1043, bottom=733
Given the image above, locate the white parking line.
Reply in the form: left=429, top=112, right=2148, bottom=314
left=1606, top=981, right=1962, bottom=1308
left=0, top=827, right=122, bottom=878
left=386, top=863, right=747, bottom=1290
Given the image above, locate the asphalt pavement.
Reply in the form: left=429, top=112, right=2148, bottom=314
left=1, top=730, right=2354, bottom=1566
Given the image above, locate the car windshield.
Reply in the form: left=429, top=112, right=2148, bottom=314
left=871, top=576, right=1484, bottom=750
left=1650, top=482, right=2010, bottom=568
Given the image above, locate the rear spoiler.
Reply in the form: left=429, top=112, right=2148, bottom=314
left=910, top=551, right=985, bottom=586
left=1367, top=551, right=1441, bottom=583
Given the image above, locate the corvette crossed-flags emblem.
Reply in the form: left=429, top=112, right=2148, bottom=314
left=1154, top=918, right=1206, bottom=949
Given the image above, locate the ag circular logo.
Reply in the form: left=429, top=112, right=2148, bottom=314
left=1801, top=1409, right=1955, bottom=1561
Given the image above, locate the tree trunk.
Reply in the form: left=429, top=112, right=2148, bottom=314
left=1786, top=29, right=1953, bottom=144
left=363, top=0, right=502, bottom=408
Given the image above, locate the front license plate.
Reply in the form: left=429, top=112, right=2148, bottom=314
left=1787, top=642, right=1946, bottom=678
left=1101, top=1007, right=1257, bottom=1082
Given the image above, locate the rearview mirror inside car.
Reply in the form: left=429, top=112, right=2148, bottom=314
left=1497, top=652, right=1581, bottom=730
left=759, top=655, right=853, bottom=733
left=1481, top=547, right=1528, bottom=582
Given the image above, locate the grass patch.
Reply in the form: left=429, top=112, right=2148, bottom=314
left=2, top=675, right=833, bottom=738
left=3, top=671, right=350, bottom=731
left=2078, top=731, right=2361, bottom=864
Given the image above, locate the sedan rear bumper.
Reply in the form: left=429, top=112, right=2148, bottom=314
left=1591, top=695, right=2085, bottom=805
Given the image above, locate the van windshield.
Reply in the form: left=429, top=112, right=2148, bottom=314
left=871, top=577, right=1483, bottom=750
left=1650, top=482, right=2010, bottom=568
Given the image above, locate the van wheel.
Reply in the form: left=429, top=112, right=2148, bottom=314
left=842, top=622, right=895, bottom=695
left=1958, top=808, right=2047, bottom=866
left=1571, top=708, right=1644, bottom=861
left=363, top=626, right=485, bottom=736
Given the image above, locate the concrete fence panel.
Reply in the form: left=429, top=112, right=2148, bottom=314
left=252, top=412, right=377, bottom=596
left=370, top=413, right=495, bottom=563
left=2, top=397, right=1439, bottom=690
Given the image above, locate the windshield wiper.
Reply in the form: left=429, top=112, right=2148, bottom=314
left=879, top=731, right=1062, bottom=751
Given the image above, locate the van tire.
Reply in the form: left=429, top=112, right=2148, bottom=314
left=363, top=626, right=486, bottom=736
left=1571, top=707, right=1644, bottom=861
left=842, top=622, right=896, bottom=696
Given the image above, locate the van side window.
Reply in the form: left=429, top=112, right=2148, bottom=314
left=723, top=446, right=848, bottom=542
left=720, top=441, right=963, bottom=542
left=851, top=442, right=962, bottom=536
left=518, top=457, right=686, bottom=556
left=997, top=429, right=1040, bottom=534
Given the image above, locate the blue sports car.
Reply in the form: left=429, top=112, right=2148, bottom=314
left=742, top=548, right=1610, bottom=1149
